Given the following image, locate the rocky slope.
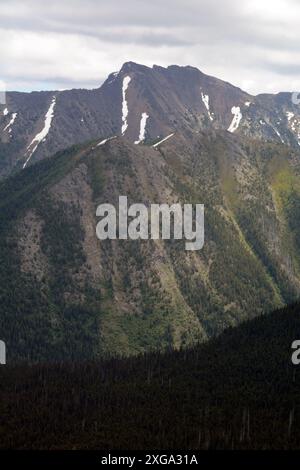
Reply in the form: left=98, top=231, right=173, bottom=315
left=1, top=62, right=300, bottom=179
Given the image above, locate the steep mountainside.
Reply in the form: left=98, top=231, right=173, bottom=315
left=1, top=62, right=300, bottom=179
left=1, top=302, right=300, bottom=449
left=1, top=128, right=300, bottom=360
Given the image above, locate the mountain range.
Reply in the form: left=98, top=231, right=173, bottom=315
left=1, top=62, right=300, bottom=360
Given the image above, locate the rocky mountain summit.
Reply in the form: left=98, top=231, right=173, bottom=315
left=1, top=62, right=300, bottom=178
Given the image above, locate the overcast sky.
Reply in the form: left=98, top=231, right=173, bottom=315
left=1, top=0, right=300, bottom=95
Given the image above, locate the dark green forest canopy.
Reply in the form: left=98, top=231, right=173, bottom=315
left=1, top=303, right=300, bottom=449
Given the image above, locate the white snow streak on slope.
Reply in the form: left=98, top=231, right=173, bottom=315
left=270, top=123, right=284, bottom=144
left=245, top=101, right=251, bottom=107
left=3, top=112, right=17, bottom=132
left=121, top=76, right=131, bottom=135
left=23, top=96, right=56, bottom=169
left=201, top=93, right=213, bottom=121
left=96, top=136, right=117, bottom=147
left=3, top=108, right=8, bottom=116
left=134, top=112, right=149, bottom=144
left=227, top=106, right=242, bottom=133
left=152, top=133, right=174, bottom=148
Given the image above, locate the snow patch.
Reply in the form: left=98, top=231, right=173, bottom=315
left=121, top=76, right=131, bottom=135
left=3, top=112, right=17, bottom=132
left=134, top=112, right=149, bottom=144
left=227, top=106, right=242, bottom=133
left=201, top=93, right=213, bottom=121
left=96, top=136, right=117, bottom=147
left=245, top=101, right=251, bottom=107
left=23, top=96, right=56, bottom=169
left=285, top=112, right=300, bottom=145
left=3, top=108, right=8, bottom=116
left=152, top=133, right=174, bottom=148
left=270, top=123, right=284, bottom=144
left=286, top=111, right=295, bottom=122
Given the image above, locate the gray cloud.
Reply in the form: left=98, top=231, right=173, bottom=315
left=0, top=0, right=300, bottom=94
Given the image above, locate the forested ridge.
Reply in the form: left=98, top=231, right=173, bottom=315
left=1, top=133, right=300, bottom=360
left=1, top=302, right=300, bottom=449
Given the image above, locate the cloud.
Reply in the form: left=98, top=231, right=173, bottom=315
left=0, top=0, right=300, bottom=94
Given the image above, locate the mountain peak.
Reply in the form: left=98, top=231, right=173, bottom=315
left=1, top=61, right=300, bottom=178
left=119, top=61, right=151, bottom=74
left=119, top=61, right=204, bottom=76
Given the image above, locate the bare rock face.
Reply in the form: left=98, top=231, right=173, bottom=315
left=1, top=62, right=300, bottom=179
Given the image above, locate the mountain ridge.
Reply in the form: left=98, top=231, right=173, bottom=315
left=1, top=61, right=300, bottom=179
left=1, top=127, right=300, bottom=359
left=1, top=61, right=300, bottom=360
left=1, top=300, right=300, bottom=449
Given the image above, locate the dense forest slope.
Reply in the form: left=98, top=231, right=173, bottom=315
left=1, top=302, right=300, bottom=449
left=1, top=130, right=300, bottom=360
